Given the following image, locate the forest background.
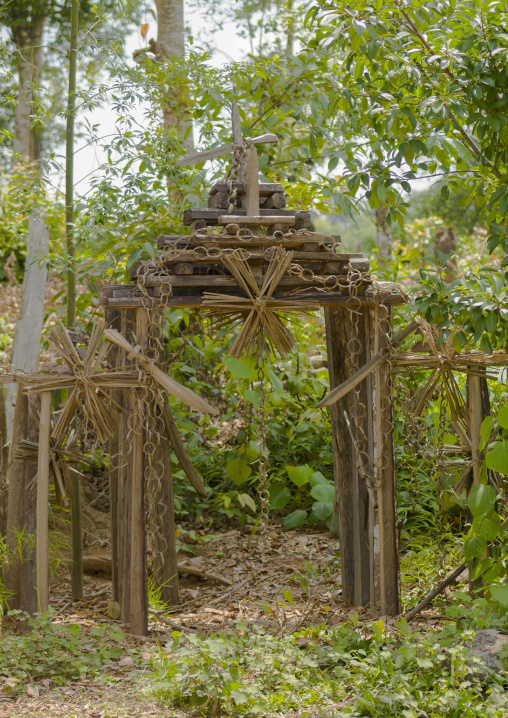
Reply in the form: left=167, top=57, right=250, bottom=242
left=2, top=0, right=508, bottom=714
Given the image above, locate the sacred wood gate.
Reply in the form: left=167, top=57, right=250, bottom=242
left=100, top=102, right=407, bottom=633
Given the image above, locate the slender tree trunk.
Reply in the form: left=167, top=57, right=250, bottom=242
left=375, top=205, right=393, bottom=264
left=154, top=0, right=192, bottom=146
left=12, top=18, right=46, bottom=164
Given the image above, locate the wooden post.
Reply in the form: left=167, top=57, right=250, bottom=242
left=370, top=306, right=399, bottom=615
left=19, top=396, right=38, bottom=630
left=467, top=370, right=483, bottom=487
left=130, top=308, right=148, bottom=635
left=467, top=367, right=490, bottom=593
left=153, top=408, right=179, bottom=605
left=37, top=391, right=52, bottom=612
left=325, top=307, right=370, bottom=605
left=351, top=308, right=373, bottom=607
left=70, top=473, right=83, bottom=601
left=117, top=308, right=136, bottom=623
left=105, top=306, right=122, bottom=605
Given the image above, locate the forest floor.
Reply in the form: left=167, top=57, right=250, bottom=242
left=0, top=515, right=471, bottom=718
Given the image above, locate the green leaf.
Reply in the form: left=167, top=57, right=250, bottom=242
left=310, top=483, right=335, bottom=504
left=224, top=357, right=254, bottom=379
left=238, top=492, right=256, bottom=511
left=490, top=584, right=508, bottom=606
left=464, top=533, right=487, bottom=561
left=226, top=458, right=252, bottom=486
left=486, top=441, right=508, bottom=474
left=282, top=589, right=295, bottom=605
left=312, top=501, right=333, bottom=521
left=468, top=484, right=496, bottom=518
left=244, top=389, right=259, bottom=406
left=472, top=511, right=502, bottom=542
left=268, top=369, right=283, bottom=394
left=497, top=405, right=508, bottom=430
left=269, top=483, right=291, bottom=509
left=310, top=471, right=331, bottom=486
left=471, top=557, right=493, bottom=581
left=286, top=464, right=313, bottom=488
left=479, top=416, right=495, bottom=451
left=283, top=509, right=307, bottom=529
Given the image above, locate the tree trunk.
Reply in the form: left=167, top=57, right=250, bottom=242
left=11, top=18, right=46, bottom=163
left=5, top=211, right=49, bottom=441
left=375, top=205, right=393, bottom=264
left=154, top=0, right=192, bottom=146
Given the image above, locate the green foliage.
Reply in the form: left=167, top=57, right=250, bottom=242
left=150, top=622, right=508, bottom=717
left=306, top=0, right=508, bottom=247
left=0, top=613, right=124, bottom=694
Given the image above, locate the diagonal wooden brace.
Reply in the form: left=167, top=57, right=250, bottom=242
left=316, top=320, right=420, bottom=409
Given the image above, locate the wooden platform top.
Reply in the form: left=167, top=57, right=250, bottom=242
left=101, top=281, right=407, bottom=310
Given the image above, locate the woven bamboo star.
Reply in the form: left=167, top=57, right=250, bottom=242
left=23, top=321, right=141, bottom=442
left=14, top=429, right=91, bottom=506
left=202, top=247, right=319, bottom=358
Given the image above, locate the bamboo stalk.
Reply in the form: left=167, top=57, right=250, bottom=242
left=65, top=0, right=79, bottom=328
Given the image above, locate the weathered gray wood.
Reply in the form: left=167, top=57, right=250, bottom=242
left=130, top=308, right=148, bottom=636
left=245, top=144, right=260, bottom=217
left=103, top=286, right=407, bottom=309
left=152, top=415, right=179, bottom=606
left=178, top=133, right=277, bottom=167
left=370, top=306, right=399, bottom=615
left=0, top=388, right=8, bottom=536
left=207, top=191, right=229, bottom=209
left=231, top=100, right=243, bottom=146
left=105, top=306, right=122, bottom=604
left=162, top=403, right=207, bottom=497
left=209, top=182, right=284, bottom=196
left=36, top=391, right=52, bottom=612
left=183, top=207, right=309, bottom=226
left=218, top=214, right=295, bottom=226
left=325, top=307, right=356, bottom=604
left=350, top=308, right=372, bottom=607
left=19, top=395, right=38, bottom=630
left=70, top=472, right=83, bottom=601
left=264, top=192, right=286, bottom=209
left=5, top=210, right=49, bottom=441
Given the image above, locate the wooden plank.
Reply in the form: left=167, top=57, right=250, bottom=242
left=218, top=215, right=295, bottom=226
left=70, top=472, right=83, bottom=601
left=149, top=251, right=367, bottom=267
left=153, top=408, right=179, bottom=606
left=105, top=307, right=122, bottom=604
left=178, top=133, right=277, bottom=167
left=467, top=370, right=483, bottom=487
left=3, top=384, right=29, bottom=612
left=317, top=321, right=420, bottom=408
left=143, top=274, right=354, bottom=290
left=130, top=308, right=148, bottom=636
left=162, top=404, right=207, bottom=497
left=370, top=306, right=399, bottom=616
left=36, top=391, right=52, bottom=613
left=16, top=395, right=39, bottom=632
left=118, top=309, right=135, bottom=622
left=182, top=208, right=309, bottom=226
left=209, top=181, right=284, bottom=196
left=245, top=144, right=260, bottom=217
left=351, top=308, right=372, bottom=607
left=324, top=307, right=356, bottom=604
left=157, top=235, right=342, bottom=250
left=103, top=290, right=407, bottom=310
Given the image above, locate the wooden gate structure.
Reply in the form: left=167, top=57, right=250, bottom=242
left=1, top=104, right=408, bottom=635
